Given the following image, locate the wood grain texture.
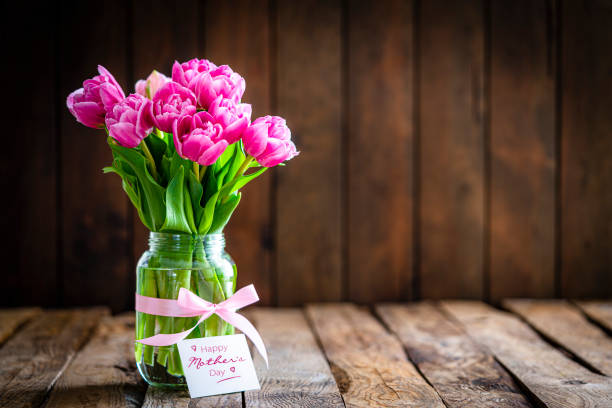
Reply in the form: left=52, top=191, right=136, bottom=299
left=0, top=308, right=41, bottom=345
left=245, top=308, right=344, bottom=407
left=347, top=0, right=414, bottom=303
left=276, top=0, right=343, bottom=305
left=59, top=0, right=131, bottom=312
left=489, top=0, right=555, bottom=301
left=419, top=0, right=485, bottom=298
left=561, top=0, right=612, bottom=298
left=0, top=308, right=107, bottom=407
left=45, top=314, right=146, bottom=407
left=142, top=387, right=242, bottom=408
left=442, top=301, right=612, bottom=407
left=377, top=303, right=531, bottom=407
left=576, top=301, right=612, bottom=333
left=504, top=299, right=612, bottom=376
left=306, top=303, right=444, bottom=407
left=130, top=0, right=201, bottom=292
left=2, top=0, right=58, bottom=307
left=206, top=0, right=274, bottom=305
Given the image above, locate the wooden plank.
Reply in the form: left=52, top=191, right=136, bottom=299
left=306, top=303, right=444, bottom=407
left=130, top=0, right=201, bottom=285
left=206, top=0, right=273, bottom=305
left=276, top=0, right=343, bottom=305
left=347, top=1, right=414, bottom=303
left=576, top=301, right=612, bottom=333
left=245, top=309, right=344, bottom=407
left=45, top=314, right=146, bottom=407
left=377, top=303, right=531, bottom=407
left=0, top=308, right=41, bottom=346
left=2, top=0, right=57, bottom=307
left=419, top=0, right=485, bottom=298
left=0, top=308, right=108, bottom=407
left=59, top=0, right=131, bottom=312
left=142, top=387, right=242, bottom=407
left=561, top=0, right=612, bottom=297
left=504, top=299, right=612, bottom=376
left=489, top=0, right=555, bottom=301
left=442, top=301, right=612, bottom=407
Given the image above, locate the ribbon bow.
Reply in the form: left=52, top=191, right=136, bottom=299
left=135, top=284, right=268, bottom=366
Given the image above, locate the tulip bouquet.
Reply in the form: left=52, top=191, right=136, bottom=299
left=67, top=59, right=297, bottom=382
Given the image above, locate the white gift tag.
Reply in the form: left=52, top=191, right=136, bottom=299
left=176, top=334, right=260, bottom=398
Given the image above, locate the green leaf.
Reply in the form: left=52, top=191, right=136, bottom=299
left=104, top=161, right=157, bottom=230
left=170, top=151, right=191, bottom=177
left=198, top=191, right=219, bottom=235
left=219, top=167, right=268, bottom=198
left=107, top=140, right=166, bottom=230
left=144, top=133, right=168, bottom=167
left=135, top=181, right=154, bottom=230
left=209, top=193, right=241, bottom=233
left=161, top=166, right=192, bottom=234
left=187, top=169, right=205, bottom=227
left=103, top=165, right=140, bottom=211
left=203, top=166, right=218, bottom=204
left=183, top=183, right=197, bottom=233
left=215, top=143, right=235, bottom=171
left=161, top=155, right=171, bottom=184
left=228, top=142, right=246, bottom=180
left=216, top=160, right=231, bottom=191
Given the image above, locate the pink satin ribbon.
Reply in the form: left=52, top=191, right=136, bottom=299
left=135, top=284, right=268, bottom=366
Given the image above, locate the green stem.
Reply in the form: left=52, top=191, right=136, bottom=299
left=198, top=165, right=207, bottom=182
left=193, top=162, right=199, bottom=181
left=135, top=268, right=157, bottom=366
left=220, top=156, right=254, bottom=204
left=233, top=156, right=254, bottom=184
left=140, top=140, right=159, bottom=180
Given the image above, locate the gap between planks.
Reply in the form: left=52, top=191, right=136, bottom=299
left=574, top=301, right=612, bottom=334
left=142, top=308, right=344, bottom=407
left=0, top=307, right=41, bottom=345
left=44, top=313, right=147, bottom=408
left=0, top=307, right=108, bottom=408
left=376, top=302, right=531, bottom=407
left=306, top=303, right=445, bottom=407
left=504, top=299, right=612, bottom=376
left=441, top=301, right=612, bottom=408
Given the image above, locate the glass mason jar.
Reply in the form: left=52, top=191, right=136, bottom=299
left=135, top=232, right=236, bottom=388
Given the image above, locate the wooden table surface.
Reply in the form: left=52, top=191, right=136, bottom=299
left=0, top=300, right=611, bottom=407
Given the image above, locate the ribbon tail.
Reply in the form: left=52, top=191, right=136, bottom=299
left=136, top=313, right=212, bottom=346
left=217, top=309, right=268, bottom=367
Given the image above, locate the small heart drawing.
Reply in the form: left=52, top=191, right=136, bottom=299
left=230, top=367, right=235, bottom=373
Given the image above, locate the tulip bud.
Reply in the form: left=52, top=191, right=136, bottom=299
left=135, top=70, right=170, bottom=99
left=242, top=116, right=298, bottom=167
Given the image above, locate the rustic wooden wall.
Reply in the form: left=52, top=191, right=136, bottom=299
left=3, top=0, right=611, bottom=312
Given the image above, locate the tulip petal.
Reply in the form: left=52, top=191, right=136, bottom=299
left=242, top=122, right=269, bottom=157
left=109, top=122, right=139, bottom=148
left=198, top=140, right=228, bottom=166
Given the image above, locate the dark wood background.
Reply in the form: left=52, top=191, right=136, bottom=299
left=3, top=0, right=611, bottom=312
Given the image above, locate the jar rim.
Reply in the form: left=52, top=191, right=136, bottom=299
left=148, top=231, right=224, bottom=239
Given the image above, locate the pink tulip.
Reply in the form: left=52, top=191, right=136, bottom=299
left=189, top=65, right=246, bottom=109
left=66, top=65, right=125, bottom=128
left=105, top=94, right=154, bottom=148
left=172, top=58, right=217, bottom=89
left=152, top=81, right=197, bottom=133
left=208, top=95, right=251, bottom=144
left=242, top=116, right=298, bottom=167
left=173, top=111, right=228, bottom=166
left=135, top=70, right=170, bottom=99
